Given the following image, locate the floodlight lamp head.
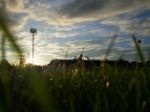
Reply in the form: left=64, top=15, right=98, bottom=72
left=138, top=40, right=141, bottom=44
left=30, top=28, right=37, bottom=34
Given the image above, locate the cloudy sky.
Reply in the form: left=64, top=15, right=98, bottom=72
left=1, top=0, right=150, bottom=65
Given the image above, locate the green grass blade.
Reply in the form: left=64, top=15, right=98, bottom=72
left=0, top=12, right=22, bottom=58
left=132, top=35, right=145, bottom=63
left=105, top=35, right=117, bottom=60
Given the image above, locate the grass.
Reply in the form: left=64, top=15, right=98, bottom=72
left=1, top=5, right=150, bottom=112
left=0, top=63, right=150, bottom=112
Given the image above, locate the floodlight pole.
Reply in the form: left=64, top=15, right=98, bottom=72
left=32, top=33, right=34, bottom=63
left=30, top=28, right=37, bottom=64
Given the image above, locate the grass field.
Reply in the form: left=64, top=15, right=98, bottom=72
left=0, top=61, right=150, bottom=112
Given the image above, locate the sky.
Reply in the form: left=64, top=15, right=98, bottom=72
left=0, top=0, right=150, bottom=65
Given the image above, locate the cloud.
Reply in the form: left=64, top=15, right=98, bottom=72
left=52, top=31, right=77, bottom=38
left=100, top=9, right=150, bottom=36
left=59, top=0, right=150, bottom=18
left=18, top=2, right=65, bottom=26
left=0, top=0, right=30, bottom=31
left=6, top=0, right=29, bottom=12
left=67, top=40, right=107, bottom=48
left=4, top=0, right=150, bottom=31
left=23, top=0, right=148, bottom=27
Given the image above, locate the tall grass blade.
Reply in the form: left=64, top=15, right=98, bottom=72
left=132, top=35, right=145, bottom=63
left=0, top=11, right=22, bottom=58
left=147, top=50, right=150, bottom=61
left=1, top=35, right=5, bottom=60
left=105, top=35, right=117, bottom=60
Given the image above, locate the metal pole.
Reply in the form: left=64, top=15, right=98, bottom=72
left=32, top=33, right=34, bottom=63
left=30, top=28, right=37, bottom=64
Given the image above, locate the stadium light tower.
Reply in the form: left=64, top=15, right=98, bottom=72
left=138, top=39, right=141, bottom=46
left=30, top=28, right=37, bottom=64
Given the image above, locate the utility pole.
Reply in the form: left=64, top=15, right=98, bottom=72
left=30, top=28, right=37, bottom=64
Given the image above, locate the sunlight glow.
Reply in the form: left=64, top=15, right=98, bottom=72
left=26, top=55, right=33, bottom=64
left=26, top=55, right=40, bottom=65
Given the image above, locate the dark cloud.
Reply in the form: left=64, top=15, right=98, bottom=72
left=60, top=0, right=106, bottom=17
left=59, top=0, right=150, bottom=18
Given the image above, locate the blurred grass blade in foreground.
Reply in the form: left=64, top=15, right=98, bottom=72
left=0, top=8, right=22, bottom=59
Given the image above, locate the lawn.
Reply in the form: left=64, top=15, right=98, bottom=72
left=0, top=61, right=150, bottom=112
